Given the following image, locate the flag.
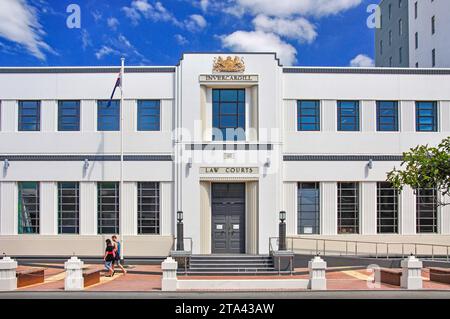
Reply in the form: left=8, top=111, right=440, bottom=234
left=107, top=72, right=121, bottom=107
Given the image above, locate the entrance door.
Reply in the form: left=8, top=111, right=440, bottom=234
left=211, top=183, right=246, bottom=254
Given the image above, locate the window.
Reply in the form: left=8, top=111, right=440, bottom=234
left=58, top=101, right=80, bottom=131
left=399, top=19, right=403, bottom=36
left=416, top=188, right=438, bottom=233
left=389, top=57, right=393, bottom=67
left=298, top=183, right=320, bottom=235
left=377, top=101, right=399, bottom=131
left=399, top=47, right=403, bottom=64
left=389, top=30, right=392, bottom=46
left=18, top=101, right=40, bottom=131
left=338, top=182, right=359, bottom=234
left=212, top=89, right=245, bottom=141
left=416, top=101, right=438, bottom=132
left=415, top=32, right=419, bottom=49
left=380, top=40, right=383, bottom=55
left=431, top=16, right=435, bottom=35
left=416, top=62, right=419, bottom=68
left=18, top=182, right=39, bottom=234
left=137, top=182, right=160, bottom=234
left=58, top=182, right=79, bottom=234
left=388, top=4, right=392, bottom=19
left=414, top=2, right=418, bottom=19
left=97, top=100, right=120, bottom=131
left=377, top=182, right=399, bottom=234
left=337, top=101, right=359, bottom=131
left=97, top=182, right=119, bottom=234
left=137, top=100, right=160, bottom=131
left=398, top=0, right=402, bottom=8
left=297, top=100, right=320, bottom=131
left=432, top=49, right=436, bottom=67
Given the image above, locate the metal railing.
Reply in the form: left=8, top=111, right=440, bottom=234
left=171, top=237, right=193, bottom=253
left=270, top=236, right=450, bottom=261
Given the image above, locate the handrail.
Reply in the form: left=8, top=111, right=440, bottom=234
left=171, top=237, right=193, bottom=253
left=268, top=236, right=450, bottom=261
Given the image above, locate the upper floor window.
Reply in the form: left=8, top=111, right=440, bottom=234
left=18, top=182, right=40, bottom=234
left=431, top=16, right=435, bottom=35
left=414, top=2, right=418, bottom=19
left=388, top=4, right=392, bottom=19
left=137, top=100, right=160, bottom=131
left=297, top=100, right=320, bottom=131
left=18, top=101, right=40, bottom=131
left=416, top=101, right=438, bottom=132
left=58, top=100, right=80, bottom=131
left=398, top=19, right=403, bottom=36
left=97, top=100, right=120, bottom=131
left=432, top=49, right=436, bottom=67
left=337, top=101, right=360, bottom=131
left=212, top=89, right=245, bottom=141
left=377, top=101, right=399, bottom=131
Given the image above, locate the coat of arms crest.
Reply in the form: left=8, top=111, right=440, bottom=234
left=212, top=56, right=245, bottom=73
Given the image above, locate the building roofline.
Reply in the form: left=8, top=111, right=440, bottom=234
left=283, top=67, right=450, bottom=75
left=177, top=51, right=283, bottom=67
left=0, top=66, right=176, bottom=74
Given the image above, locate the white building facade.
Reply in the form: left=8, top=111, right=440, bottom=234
left=0, top=53, right=450, bottom=257
left=376, top=0, right=450, bottom=68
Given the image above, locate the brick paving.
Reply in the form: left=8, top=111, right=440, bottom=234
left=9, top=263, right=450, bottom=292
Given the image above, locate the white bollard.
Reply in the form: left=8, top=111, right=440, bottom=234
left=0, top=256, right=18, bottom=291
left=161, top=257, right=178, bottom=291
left=308, top=256, right=327, bottom=290
left=401, top=255, right=423, bottom=290
left=64, top=256, right=84, bottom=291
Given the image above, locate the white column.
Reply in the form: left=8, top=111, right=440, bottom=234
left=41, top=100, right=56, bottom=132
left=321, top=182, right=337, bottom=235
left=400, top=101, right=415, bottom=132
left=361, top=100, right=376, bottom=132
left=0, top=257, right=18, bottom=291
left=40, top=182, right=57, bottom=235
left=0, top=100, right=16, bottom=132
left=0, top=182, right=18, bottom=235
left=283, top=182, right=297, bottom=235
left=80, top=182, right=97, bottom=235
left=361, top=182, right=377, bottom=235
left=161, top=99, right=173, bottom=132
left=400, top=186, right=416, bottom=234
left=64, top=256, right=84, bottom=291
left=81, top=100, right=96, bottom=132
left=283, top=100, right=296, bottom=132
left=121, top=182, right=136, bottom=236
left=322, top=100, right=337, bottom=132
left=161, top=182, right=173, bottom=236
left=440, top=101, right=450, bottom=132
left=401, top=255, right=423, bottom=290
left=161, top=257, right=178, bottom=291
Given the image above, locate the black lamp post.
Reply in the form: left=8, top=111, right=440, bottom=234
left=279, top=211, right=287, bottom=251
left=176, top=211, right=184, bottom=251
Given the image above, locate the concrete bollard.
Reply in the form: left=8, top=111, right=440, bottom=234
left=64, top=256, right=84, bottom=291
left=308, top=256, right=327, bottom=290
left=161, top=257, right=178, bottom=292
left=401, top=255, right=423, bottom=290
left=0, top=256, right=18, bottom=291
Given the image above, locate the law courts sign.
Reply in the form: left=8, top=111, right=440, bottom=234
left=200, top=167, right=259, bottom=174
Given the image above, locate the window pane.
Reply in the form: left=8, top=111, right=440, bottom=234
left=58, top=182, right=80, bottom=234
left=416, top=102, right=437, bottom=132
left=338, top=182, right=359, bottom=234
left=337, top=101, right=359, bottom=131
left=416, top=188, right=438, bottom=233
left=137, top=100, right=160, bottom=131
left=377, top=101, right=399, bottom=131
left=18, top=182, right=40, bottom=234
left=58, top=101, right=80, bottom=131
left=98, top=182, right=119, bottom=234
left=138, top=182, right=160, bottom=234
left=377, top=182, right=399, bottom=233
left=297, top=100, right=320, bottom=131
left=97, top=100, right=120, bottom=131
left=18, top=101, right=40, bottom=131
left=212, top=89, right=246, bottom=141
left=298, top=183, right=320, bottom=234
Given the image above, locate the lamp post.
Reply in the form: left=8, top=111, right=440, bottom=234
left=279, top=211, right=287, bottom=251
left=176, top=211, right=184, bottom=251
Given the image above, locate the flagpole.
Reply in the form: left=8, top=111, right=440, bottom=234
left=120, top=57, right=125, bottom=262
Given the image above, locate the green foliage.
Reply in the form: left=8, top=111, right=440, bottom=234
left=387, top=137, right=450, bottom=206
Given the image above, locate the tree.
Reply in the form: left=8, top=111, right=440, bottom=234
left=387, top=136, right=450, bottom=206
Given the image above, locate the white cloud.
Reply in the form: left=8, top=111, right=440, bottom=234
left=185, top=14, right=207, bottom=32
left=81, top=29, right=92, bottom=50
left=253, top=15, right=317, bottom=43
left=221, top=30, right=297, bottom=65
left=350, top=54, right=374, bottom=67
left=0, top=0, right=55, bottom=60
left=92, top=11, right=102, bottom=22
left=107, top=17, right=120, bottom=30
left=122, top=0, right=181, bottom=26
left=95, top=34, right=148, bottom=64
left=234, top=0, right=362, bottom=17
left=95, top=46, right=119, bottom=59
left=200, top=0, right=209, bottom=12
left=175, top=34, right=188, bottom=45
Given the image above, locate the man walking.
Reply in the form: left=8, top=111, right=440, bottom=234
left=112, top=235, right=127, bottom=275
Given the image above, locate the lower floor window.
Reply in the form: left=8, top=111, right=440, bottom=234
left=138, top=182, right=160, bottom=234
left=18, top=182, right=40, bottom=234
left=338, top=182, right=359, bottom=234
left=416, top=188, right=438, bottom=233
left=377, top=182, right=399, bottom=234
left=58, top=182, right=80, bottom=234
left=97, top=182, right=120, bottom=234
left=297, top=182, right=320, bottom=234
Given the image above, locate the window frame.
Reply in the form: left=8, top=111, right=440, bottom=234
left=416, top=188, right=438, bottom=234
left=297, top=182, right=320, bottom=235
left=337, top=101, right=360, bottom=132
left=58, top=100, right=81, bottom=131
left=212, top=88, right=246, bottom=141
left=137, top=100, right=161, bottom=131
left=376, top=101, right=399, bottom=132
left=58, top=182, right=80, bottom=234
left=416, top=101, right=438, bottom=132
left=97, top=182, right=120, bottom=235
left=18, top=100, right=41, bottom=132
left=97, top=100, right=120, bottom=131
left=377, top=182, right=399, bottom=234
left=18, top=182, right=40, bottom=234
left=337, top=182, right=360, bottom=234
left=137, top=182, right=160, bottom=235
left=297, top=100, right=320, bottom=131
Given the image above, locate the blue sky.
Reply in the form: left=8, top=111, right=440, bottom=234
left=0, top=0, right=376, bottom=67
